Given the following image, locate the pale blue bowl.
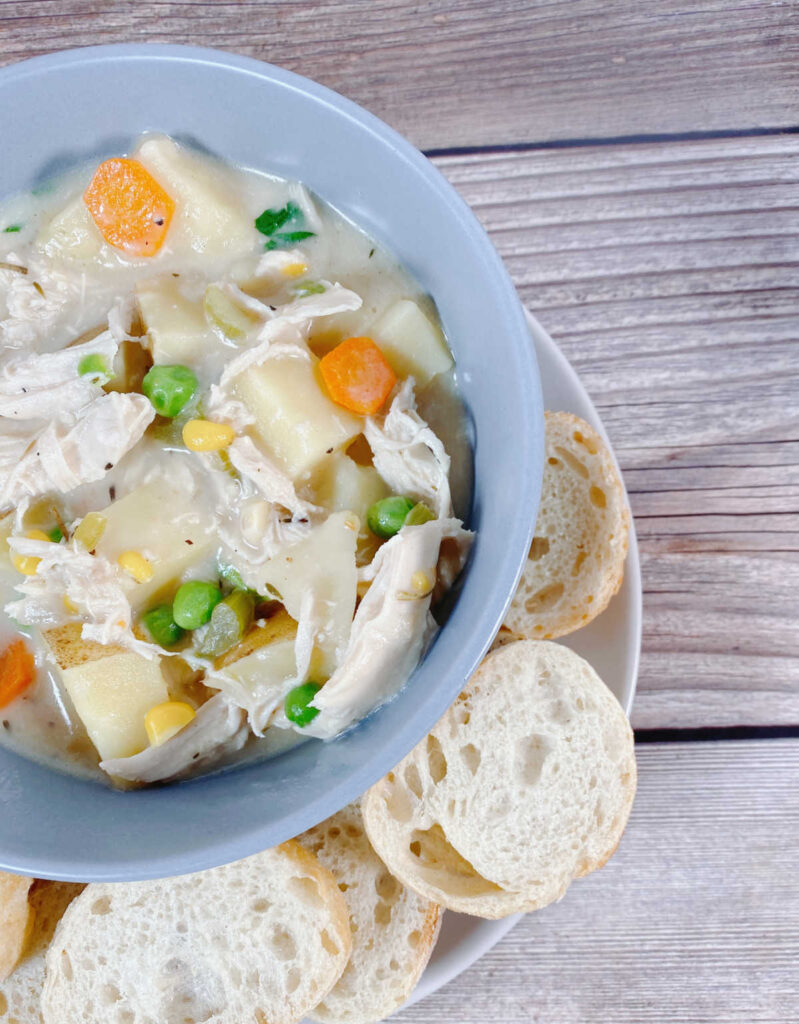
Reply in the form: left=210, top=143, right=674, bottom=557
left=0, top=45, right=543, bottom=881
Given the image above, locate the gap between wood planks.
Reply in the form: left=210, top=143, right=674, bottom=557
left=423, top=124, right=799, bottom=159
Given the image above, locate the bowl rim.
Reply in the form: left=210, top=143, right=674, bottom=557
left=0, top=43, right=544, bottom=881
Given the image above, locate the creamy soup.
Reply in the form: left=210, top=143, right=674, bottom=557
left=0, top=135, right=472, bottom=786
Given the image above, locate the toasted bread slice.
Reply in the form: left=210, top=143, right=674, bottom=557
left=0, top=880, right=84, bottom=1022
left=41, top=842, right=351, bottom=1024
left=362, top=640, right=636, bottom=919
left=299, top=803, right=441, bottom=1024
left=0, top=873, right=33, bottom=982
left=504, top=412, right=629, bottom=640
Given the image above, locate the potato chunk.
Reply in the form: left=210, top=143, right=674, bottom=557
left=234, top=357, right=362, bottom=482
left=93, top=481, right=213, bottom=610
left=372, top=299, right=453, bottom=385
left=60, top=652, right=169, bottom=760
left=136, top=277, right=221, bottom=365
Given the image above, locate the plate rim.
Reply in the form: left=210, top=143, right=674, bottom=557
left=402, top=306, right=642, bottom=1010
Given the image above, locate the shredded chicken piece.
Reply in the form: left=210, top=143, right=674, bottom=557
left=306, top=517, right=473, bottom=739
left=365, top=378, right=453, bottom=518
left=0, top=331, right=118, bottom=420
left=218, top=499, right=313, bottom=578
left=0, top=392, right=154, bottom=511
left=5, top=537, right=157, bottom=659
left=228, top=436, right=319, bottom=520
left=99, top=694, right=249, bottom=783
left=0, top=258, right=81, bottom=351
left=287, top=181, right=322, bottom=232
left=204, top=384, right=255, bottom=431
left=218, top=284, right=362, bottom=386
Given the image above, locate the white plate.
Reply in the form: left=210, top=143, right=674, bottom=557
left=404, top=309, right=643, bottom=1009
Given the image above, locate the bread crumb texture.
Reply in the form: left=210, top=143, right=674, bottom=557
left=504, top=411, right=629, bottom=640
left=0, top=880, right=84, bottom=1023
left=300, top=802, right=441, bottom=1024
left=362, top=641, right=637, bottom=919
left=40, top=842, right=351, bottom=1024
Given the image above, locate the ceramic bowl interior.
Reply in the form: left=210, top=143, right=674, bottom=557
left=0, top=45, right=543, bottom=881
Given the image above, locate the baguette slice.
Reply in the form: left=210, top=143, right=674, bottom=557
left=299, top=803, right=441, bottom=1024
left=0, top=880, right=85, bottom=1022
left=504, top=411, right=629, bottom=639
left=41, top=841, right=351, bottom=1024
left=362, top=640, right=636, bottom=919
left=0, top=872, right=33, bottom=981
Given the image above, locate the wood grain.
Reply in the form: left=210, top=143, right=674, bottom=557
left=0, top=1, right=797, bottom=149
left=396, top=739, right=799, bottom=1023
left=432, top=135, right=799, bottom=729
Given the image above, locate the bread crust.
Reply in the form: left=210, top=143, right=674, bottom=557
left=504, top=411, right=629, bottom=640
left=362, top=640, right=637, bottom=919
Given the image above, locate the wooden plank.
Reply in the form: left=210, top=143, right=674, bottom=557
left=432, top=136, right=799, bottom=729
left=0, top=2, right=796, bottom=149
left=397, top=740, right=799, bottom=1023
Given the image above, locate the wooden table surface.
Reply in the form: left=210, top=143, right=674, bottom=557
left=1, top=3, right=797, bottom=1021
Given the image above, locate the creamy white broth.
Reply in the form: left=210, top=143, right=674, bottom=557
left=0, top=135, right=472, bottom=786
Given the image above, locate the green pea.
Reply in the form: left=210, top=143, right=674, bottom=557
left=197, top=590, right=255, bottom=657
left=142, top=604, right=185, bottom=647
left=142, top=365, right=198, bottom=418
left=78, top=353, right=109, bottom=379
left=172, top=581, right=222, bottom=630
left=284, top=682, right=322, bottom=727
left=366, top=495, right=416, bottom=539
left=405, top=501, right=436, bottom=526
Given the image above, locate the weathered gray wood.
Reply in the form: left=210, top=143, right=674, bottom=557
left=0, top=1, right=797, bottom=149
left=432, top=136, right=799, bottom=729
left=396, top=740, right=799, bottom=1023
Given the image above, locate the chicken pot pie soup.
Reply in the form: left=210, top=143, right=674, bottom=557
left=0, top=135, right=473, bottom=787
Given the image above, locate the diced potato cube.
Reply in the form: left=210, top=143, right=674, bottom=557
left=94, top=481, right=213, bottom=610
left=311, top=454, right=389, bottom=564
left=225, top=638, right=297, bottom=694
left=312, top=454, right=389, bottom=518
left=37, top=196, right=104, bottom=262
left=234, top=357, right=362, bottom=482
left=60, top=651, right=169, bottom=760
left=136, top=278, right=221, bottom=365
left=136, top=136, right=256, bottom=262
left=372, top=299, right=453, bottom=385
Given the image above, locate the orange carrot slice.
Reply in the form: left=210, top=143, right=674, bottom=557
left=319, top=337, right=397, bottom=415
left=0, top=639, right=35, bottom=710
left=83, top=158, right=175, bottom=258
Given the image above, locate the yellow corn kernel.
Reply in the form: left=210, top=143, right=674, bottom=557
left=183, top=419, right=235, bottom=452
left=63, top=595, right=78, bottom=614
left=12, top=528, right=53, bottom=575
left=145, top=701, right=196, bottom=747
left=73, top=512, right=107, bottom=551
left=282, top=261, right=308, bottom=278
left=118, top=550, right=154, bottom=583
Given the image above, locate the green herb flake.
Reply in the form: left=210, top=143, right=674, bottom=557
left=47, top=526, right=64, bottom=543
left=292, top=280, right=326, bottom=297
left=3, top=225, right=22, bottom=234
left=255, top=202, right=315, bottom=250
left=255, top=200, right=301, bottom=237
left=264, top=230, right=315, bottom=251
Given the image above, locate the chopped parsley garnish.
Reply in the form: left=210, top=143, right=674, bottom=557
left=47, top=526, right=64, bottom=543
left=255, top=201, right=315, bottom=250
left=3, top=225, right=21, bottom=233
